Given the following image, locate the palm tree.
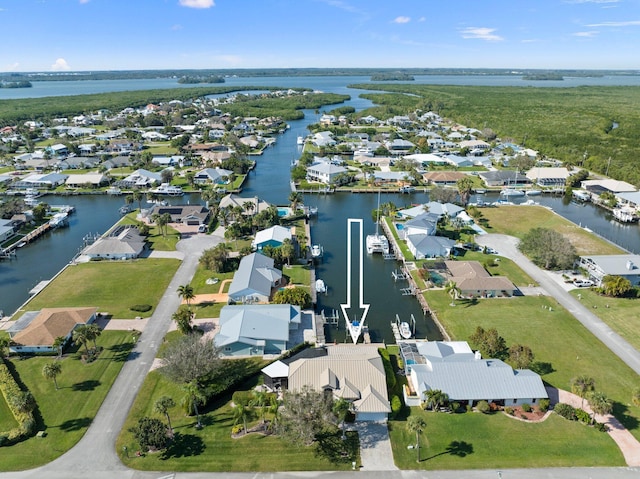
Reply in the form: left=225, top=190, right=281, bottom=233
left=52, top=336, right=66, bottom=359
left=267, top=395, right=280, bottom=431
left=587, top=391, right=613, bottom=424
left=172, top=309, right=193, bottom=335
left=456, top=176, right=475, bottom=206
left=85, top=323, right=102, bottom=350
left=571, top=375, right=595, bottom=408
left=153, top=396, right=176, bottom=433
left=406, top=415, right=427, bottom=463
left=72, top=326, right=90, bottom=355
left=233, top=403, right=253, bottom=434
left=423, top=389, right=449, bottom=411
left=42, top=362, right=63, bottom=390
left=132, top=190, right=143, bottom=211
left=177, top=284, right=195, bottom=310
left=288, top=191, right=303, bottom=213
left=332, top=398, right=352, bottom=440
left=251, top=390, right=269, bottom=424
left=183, top=381, right=206, bottom=429
left=444, top=280, right=461, bottom=307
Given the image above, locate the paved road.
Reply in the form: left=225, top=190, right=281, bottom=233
left=476, top=234, right=640, bottom=375
left=4, top=233, right=640, bottom=478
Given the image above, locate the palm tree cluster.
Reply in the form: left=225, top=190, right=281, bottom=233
left=72, top=323, right=102, bottom=360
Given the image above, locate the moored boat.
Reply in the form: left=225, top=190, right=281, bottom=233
left=151, top=183, right=184, bottom=196
left=311, top=244, right=323, bottom=258
left=399, top=321, right=412, bottom=339
left=500, top=188, right=525, bottom=197
left=315, top=278, right=327, bottom=294
left=525, top=189, right=542, bottom=196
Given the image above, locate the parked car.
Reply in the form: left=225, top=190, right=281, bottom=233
left=573, top=279, right=594, bottom=287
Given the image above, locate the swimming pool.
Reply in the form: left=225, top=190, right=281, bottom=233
left=277, top=207, right=292, bottom=217
left=429, top=271, right=446, bottom=286
left=396, top=223, right=405, bottom=231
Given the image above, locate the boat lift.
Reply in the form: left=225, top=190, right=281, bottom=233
left=346, top=314, right=364, bottom=344
left=392, top=269, right=408, bottom=281
left=321, top=309, right=340, bottom=326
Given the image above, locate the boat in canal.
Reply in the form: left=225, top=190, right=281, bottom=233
left=525, top=189, right=542, bottom=196
left=150, top=183, right=184, bottom=196
left=399, top=321, right=412, bottom=339
left=311, top=244, right=323, bottom=258
left=315, top=278, right=327, bottom=294
left=500, top=188, right=525, bottom=197
left=366, top=192, right=390, bottom=254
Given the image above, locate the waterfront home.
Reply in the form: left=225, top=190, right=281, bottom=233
left=479, top=171, right=530, bottom=187
left=215, top=304, right=301, bottom=356
left=252, top=225, right=292, bottom=251
left=615, top=191, right=640, bottom=211
left=219, top=194, right=271, bottom=215
left=120, top=169, right=162, bottom=188
left=403, top=153, right=447, bottom=166
left=401, top=341, right=548, bottom=408
left=311, top=131, right=336, bottom=148
left=398, top=212, right=439, bottom=238
left=579, top=254, right=640, bottom=286
left=372, top=170, right=411, bottom=185
left=406, top=234, right=456, bottom=259
left=423, top=171, right=468, bottom=185
left=0, top=219, right=14, bottom=243
left=193, top=167, right=233, bottom=185
left=228, top=252, right=282, bottom=304
left=525, top=167, right=571, bottom=187
left=57, top=156, right=100, bottom=169
left=280, top=343, right=391, bottom=422
left=83, top=226, right=146, bottom=260
left=306, top=161, right=348, bottom=185
left=7, top=307, right=97, bottom=354
left=444, top=261, right=517, bottom=298
left=14, top=173, right=68, bottom=189
left=398, top=202, right=463, bottom=220
left=65, top=173, right=110, bottom=188
left=148, top=205, right=210, bottom=226
left=581, top=179, right=637, bottom=196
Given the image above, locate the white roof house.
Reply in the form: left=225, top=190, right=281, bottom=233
left=219, top=194, right=271, bottom=215
left=526, top=167, right=571, bottom=186
left=406, top=234, right=455, bottom=259
left=306, top=162, right=348, bottom=185
left=121, top=169, right=162, bottom=187
left=581, top=179, right=637, bottom=194
left=252, top=225, right=292, bottom=251
left=398, top=202, right=463, bottom=220
left=193, top=168, right=233, bottom=185
left=65, top=173, right=109, bottom=187
left=228, top=252, right=282, bottom=304
left=402, top=341, right=548, bottom=407
left=579, top=254, right=640, bottom=286
left=83, top=226, right=146, bottom=260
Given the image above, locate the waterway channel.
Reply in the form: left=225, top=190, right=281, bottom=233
left=2, top=77, right=640, bottom=344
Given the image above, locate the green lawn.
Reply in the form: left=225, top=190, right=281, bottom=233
left=190, top=265, right=234, bottom=295
left=120, top=213, right=181, bottom=251
left=424, top=290, right=640, bottom=439
left=390, top=409, right=623, bottom=469
left=0, top=331, right=136, bottom=470
left=116, top=368, right=359, bottom=471
left=282, top=264, right=312, bottom=285
left=0, top=390, right=18, bottom=433
left=569, top=288, right=640, bottom=353
left=479, top=205, right=624, bottom=256
left=16, top=259, right=180, bottom=319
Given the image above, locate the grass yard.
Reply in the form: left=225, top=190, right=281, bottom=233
left=569, top=288, right=640, bottom=353
left=479, top=205, right=623, bottom=256
left=16, top=259, right=180, bottom=319
left=189, top=265, right=234, bottom=295
left=120, top=213, right=180, bottom=251
left=117, top=368, right=359, bottom=471
left=0, top=331, right=136, bottom=470
left=424, top=290, right=640, bottom=439
left=0, top=390, right=18, bottom=433
left=390, top=409, right=623, bottom=469
left=282, top=264, right=311, bottom=286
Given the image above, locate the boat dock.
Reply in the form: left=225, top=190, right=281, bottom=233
left=391, top=321, right=402, bottom=342
left=392, top=269, right=408, bottom=281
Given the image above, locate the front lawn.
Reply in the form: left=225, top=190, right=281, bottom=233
left=120, top=213, right=180, bottom=251
left=282, top=264, right=311, bottom=285
left=390, top=409, right=623, bottom=469
left=424, top=291, right=640, bottom=439
left=189, top=265, right=234, bottom=295
left=479, top=205, right=623, bottom=256
left=0, top=331, right=136, bottom=470
left=16, top=259, right=180, bottom=319
left=117, top=367, right=359, bottom=471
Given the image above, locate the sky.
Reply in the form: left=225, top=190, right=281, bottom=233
left=1, top=0, right=639, bottom=72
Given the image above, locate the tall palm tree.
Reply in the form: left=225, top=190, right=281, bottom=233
left=571, top=375, right=595, bottom=408
left=177, top=284, right=195, bottom=310
left=406, top=415, right=427, bottom=463
left=85, top=323, right=102, bottom=350
left=456, top=176, right=475, bottom=206
left=153, top=395, right=176, bottom=433
left=233, top=403, right=253, bottom=434
left=132, top=190, right=144, bottom=211
left=72, top=326, right=90, bottom=355
left=288, top=191, right=303, bottom=213
left=42, top=361, right=63, bottom=390
left=587, top=391, right=613, bottom=424
left=423, top=389, right=449, bottom=411
left=444, top=280, right=461, bottom=307
left=332, top=398, right=352, bottom=440
left=183, top=381, right=206, bottom=429
left=52, top=336, right=66, bottom=359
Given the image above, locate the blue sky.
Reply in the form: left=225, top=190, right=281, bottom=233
left=1, top=0, right=639, bottom=72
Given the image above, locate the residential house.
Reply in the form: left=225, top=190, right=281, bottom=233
left=14, top=173, right=68, bottom=189
left=214, top=304, right=301, bottom=356
left=306, top=161, right=348, bottom=185
left=252, top=225, right=292, bottom=251
left=525, top=167, right=571, bottom=187
left=228, top=252, right=283, bottom=304
left=579, top=254, right=640, bottom=286
left=406, top=234, right=456, bottom=259
left=151, top=155, right=184, bottom=167
left=459, top=139, right=490, bottom=153
left=398, top=212, right=439, bottom=238
left=120, top=169, right=162, bottom=188
left=102, top=156, right=132, bottom=169
left=478, top=171, right=529, bottom=187
left=372, top=171, right=411, bottom=185
left=193, top=167, right=233, bottom=186
left=65, top=173, right=110, bottom=188
left=148, top=205, right=210, bottom=226
left=398, top=202, right=463, bottom=220
left=280, top=343, right=391, bottom=422
left=385, top=139, right=415, bottom=155
left=443, top=154, right=474, bottom=168
left=403, top=153, right=447, bottom=166
left=58, top=156, right=100, bottom=169
left=311, top=131, right=336, bottom=148
left=83, top=226, right=146, bottom=260
left=423, top=171, right=468, bottom=185
left=219, top=194, right=271, bottom=215
left=444, top=261, right=517, bottom=298
left=581, top=179, right=637, bottom=196
left=616, top=191, right=640, bottom=211
left=0, top=219, right=15, bottom=243
left=401, top=340, right=548, bottom=408
left=8, top=307, right=98, bottom=353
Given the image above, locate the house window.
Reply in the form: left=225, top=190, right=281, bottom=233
left=513, top=399, right=517, bottom=404
left=224, top=347, right=231, bottom=353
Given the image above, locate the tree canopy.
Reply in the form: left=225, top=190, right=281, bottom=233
left=160, top=333, right=221, bottom=384
left=272, top=287, right=312, bottom=308
left=519, top=227, right=577, bottom=270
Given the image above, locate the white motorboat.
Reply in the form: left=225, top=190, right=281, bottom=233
left=612, top=207, right=638, bottom=223
left=366, top=191, right=390, bottom=254
left=398, top=185, right=416, bottom=194
left=474, top=189, right=487, bottom=194
left=311, top=244, right=323, bottom=258
left=500, top=188, right=525, bottom=197
left=151, top=183, right=184, bottom=196
left=525, top=189, right=542, bottom=196
left=399, top=321, right=412, bottom=339
left=315, top=279, right=327, bottom=294
left=297, top=136, right=304, bottom=145
left=106, top=186, right=122, bottom=195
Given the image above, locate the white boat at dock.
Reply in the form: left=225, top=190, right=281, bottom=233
left=612, top=207, right=638, bottom=223
left=311, top=244, right=323, bottom=258
left=296, top=136, right=304, bottom=145
left=500, top=188, right=525, bottom=197
left=150, top=183, right=184, bottom=196
left=525, top=189, right=542, bottom=196
left=315, top=278, right=327, bottom=294
left=367, top=191, right=390, bottom=254
left=106, top=186, right=122, bottom=195
left=398, top=185, right=416, bottom=194
left=572, top=190, right=591, bottom=202
left=48, top=212, right=69, bottom=228
left=399, top=321, right=412, bottom=339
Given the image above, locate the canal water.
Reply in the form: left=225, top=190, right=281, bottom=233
left=3, top=77, right=640, bottom=344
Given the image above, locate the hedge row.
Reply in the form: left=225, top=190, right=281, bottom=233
left=0, top=359, right=36, bottom=446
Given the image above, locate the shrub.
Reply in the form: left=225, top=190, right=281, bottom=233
left=554, top=403, right=576, bottom=421
left=451, top=401, right=460, bottom=413
left=575, top=408, right=591, bottom=424
left=378, top=348, right=397, bottom=391
left=521, top=403, right=532, bottom=413
left=539, top=398, right=550, bottom=412
left=390, top=395, right=403, bottom=419
left=129, top=417, right=169, bottom=451
left=130, top=304, right=152, bottom=313
left=504, top=406, right=514, bottom=416
left=0, top=359, right=37, bottom=445
left=466, top=404, right=472, bottom=413
left=594, top=422, right=608, bottom=432
left=476, top=400, right=490, bottom=414
left=232, top=390, right=254, bottom=407
left=231, top=424, right=244, bottom=435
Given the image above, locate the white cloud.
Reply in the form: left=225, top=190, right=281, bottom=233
left=178, top=0, right=214, bottom=8
left=51, top=58, right=71, bottom=71
left=460, top=27, right=504, bottom=42
left=573, top=30, right=599, bottom=37
left=393, top=16, right=410, bottom=24
left=171, top=24, right=183, bottom=31
left=586, top=20, right=640, bottom=27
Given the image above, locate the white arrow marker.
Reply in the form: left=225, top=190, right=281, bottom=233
left=340, top=218, right=370, bottom=344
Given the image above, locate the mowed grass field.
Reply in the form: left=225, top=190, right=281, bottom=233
left=424, top=291, right=640, bottom=439
left=1, top=331, right=135, bottom=470
left=15, top=259, right=180, bottom=319
left=390, top=409, right=623, bottom=470
left=478, top=205, right=623, bottom=256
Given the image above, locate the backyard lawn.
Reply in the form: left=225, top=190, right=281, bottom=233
left=423, top=290, right=640, bottom=439
left=390, top=409, right=623, bottom=469
left=117, top=368, right=359, bottom=471
left=478, top=205, right=623, bottom=256
left=282, top=264, right=312, bottom=286
left=120, top=213, right=181, bottom=251
left=0, top=331, right=136, bottom=470
left=15, top=258, right=180, bottom=319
